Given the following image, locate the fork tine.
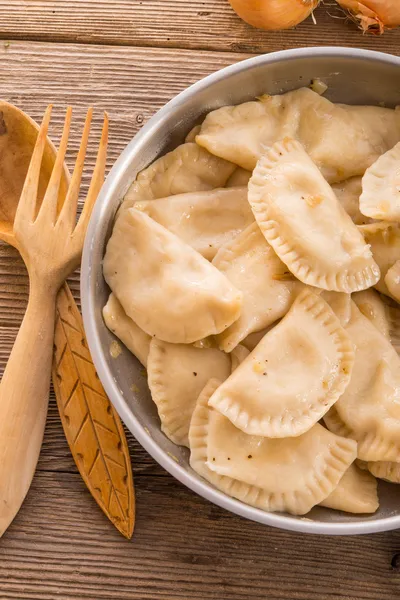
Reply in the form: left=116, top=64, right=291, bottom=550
left=15, top=105, right=52, bottom=223
left=36, top=106, right=72, bottom=224
left=58, top=107, right=93, bottom=230
left=76, top=111, right=109, bottom=234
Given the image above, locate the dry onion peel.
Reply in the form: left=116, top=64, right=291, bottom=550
left=335, top=0, right=400, bottom=33
left=228, top=0, right=320, bottom=31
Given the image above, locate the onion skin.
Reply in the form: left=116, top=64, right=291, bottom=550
left=335, top=0, right=400, bottom=33
left=228, top=0, right=320, bottom=31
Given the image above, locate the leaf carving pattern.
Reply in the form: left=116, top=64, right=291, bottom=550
left=52, top=283, right=135, bottom=539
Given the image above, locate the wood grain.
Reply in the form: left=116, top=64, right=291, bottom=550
left=0, top=37, right=400, bottom=600
left=0, top=40, right=248, bottom=183
left=0, top=468, right=400, bottom=600
left=2, top=1, right=400, bottom=54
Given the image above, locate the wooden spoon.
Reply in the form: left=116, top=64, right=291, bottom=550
left=0, top=102, right=135, bottom=539
left=0, top=101, right=70, bottom=246
left=0, top=105, right=108, bottom=536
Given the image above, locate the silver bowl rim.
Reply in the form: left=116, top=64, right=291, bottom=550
left=81, top=46, right=400, bottom=535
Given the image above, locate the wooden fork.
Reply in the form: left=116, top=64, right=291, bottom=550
left=0, top=105, right=108, bottom=537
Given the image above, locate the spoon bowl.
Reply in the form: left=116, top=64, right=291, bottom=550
left=0, top=101, right=69, bottom=247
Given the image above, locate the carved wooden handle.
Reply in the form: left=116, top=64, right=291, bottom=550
left=52, top=283, right=135, bottom=539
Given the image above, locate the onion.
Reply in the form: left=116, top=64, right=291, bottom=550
left=335, top=1, right=400, bottom=33
left=228, top=0, right=320, bottom=31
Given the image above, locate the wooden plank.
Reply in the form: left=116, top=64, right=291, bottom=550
left=0, top=40, right=247, bottom=478
left=0, top=39, right=400, bottom=600
left=0, top=40, right=247, bottom=167
left=1, top=470, right=400, bottom=600
left=2, top=1, right=400, bottom=54
left=0, top=38, right=244, bottom=472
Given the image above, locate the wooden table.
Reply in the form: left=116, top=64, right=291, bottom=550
left=1, top=3, right=400, bottom=599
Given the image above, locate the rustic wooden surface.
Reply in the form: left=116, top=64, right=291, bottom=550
left=1, top=4, right=400, bottom=599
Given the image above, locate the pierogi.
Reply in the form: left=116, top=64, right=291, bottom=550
left=104, top=87, right=400, bottom=519
left=208, top=291, right=354, bottom=438
left=248, top=138, right=380, bottom=292
left=196, top=87, right=400, bottom=182
left=189, top=379, right=357, bottom=516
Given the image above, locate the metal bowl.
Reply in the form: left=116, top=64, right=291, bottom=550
left=81, top=47, right=400, bottom=535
